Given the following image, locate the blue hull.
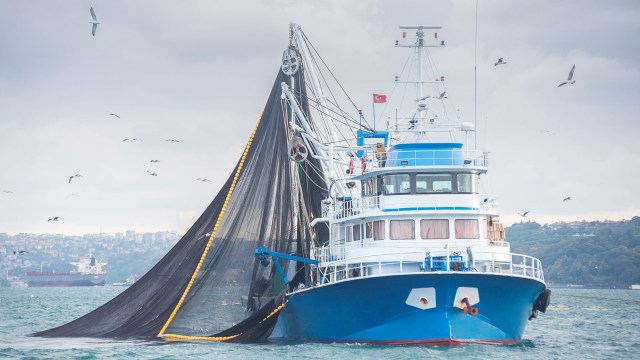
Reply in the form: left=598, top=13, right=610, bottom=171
left=270, top=273, right=546, bottom=346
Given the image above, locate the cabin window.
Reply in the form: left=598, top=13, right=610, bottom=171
left=382, top=174, right=411, bottom=195
left=457, top=173, right=478, bottom=193
left=416, top=173, right=452, bottom=193
left=390, top=220, right=415, bottom=240
left=365, top=222, right=373, bottom=239
left=346, top=225, right=353, bottom=242
left=362, top=177, right=376, bottom=197
left=373, top=220, right=385, bottom=240
left=420, top=219, right=449, bottom=239
left=455, top=219, right=479, bottom=239
left=353, top=224, right=361, bottom=241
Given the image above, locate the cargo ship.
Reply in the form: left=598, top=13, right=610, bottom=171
left=27, top=254, right=107, bottom=287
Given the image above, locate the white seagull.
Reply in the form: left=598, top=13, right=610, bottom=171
left=89, top=7, right=100, bottom=36
left=494, top=58, right=507, bottom=66
left=558, top=65, right=576, bottom=87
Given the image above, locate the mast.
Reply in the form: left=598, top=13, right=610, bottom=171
left=396, top=25, right=443, bottom=141
left=289, top=23, right=347, bottom=197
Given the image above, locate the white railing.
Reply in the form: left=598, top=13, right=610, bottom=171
left=357, top=149, right=489, bottom=171
left=313, top=247, right=544, bottom=285
left=326, top=194, right=497, bottom=220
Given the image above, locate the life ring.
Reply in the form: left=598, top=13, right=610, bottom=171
left=349, top=159, right=354, bottom=174
left=361, top=156, right=367, bottom=173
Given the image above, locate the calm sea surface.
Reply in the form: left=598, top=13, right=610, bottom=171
left=0, top=287, right=638, bottom=359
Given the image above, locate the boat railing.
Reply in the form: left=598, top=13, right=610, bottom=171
left=327, top=193, right=497, bottom=220
left=357, top=149, right=489, bottom=172
left=315, top=240, right=510, bottom=262
left=314, top=248, right=543, bottom=284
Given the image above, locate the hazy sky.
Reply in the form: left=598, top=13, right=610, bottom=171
left=1, top=1, right=639, bottom=235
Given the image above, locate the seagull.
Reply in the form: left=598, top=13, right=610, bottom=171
left=1, top=190, right=12, bottom=194
left=68, top=174, right=83, bottom=183
left=563, top=196, right=572, bottom=202
left=89, top=7, right=100, bottom=37
left=558, top=65, right=576, bottom=87
left=147, top=170, right=158, bottom=176
left=150, top=160, right=160, bottom=163
left=436, top=91, right=447, bottom=99
left=494, top=58, right=507, bottom=66
left=13, top=250, right=28, bottom=256
left=196, top=178, right=212, bottom=182
left=108, top=112, right=120, bottom=118
left=123, top=138, right=142, bottom=142
left=519, top=211, right=530, bottom=217
left=48, top=217, right=61, bottom=222
left=66, top=193, right=79, bottom=199
left=165, top=139, right=180, bottom=142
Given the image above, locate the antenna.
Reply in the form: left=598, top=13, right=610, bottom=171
left=474, top=0, right=479, bottom=150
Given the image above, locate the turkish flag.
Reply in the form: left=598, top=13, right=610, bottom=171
left=373, top=94, right=387, bottom=103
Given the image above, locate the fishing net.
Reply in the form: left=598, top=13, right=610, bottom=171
left=34, top=65, right=327, bottom=340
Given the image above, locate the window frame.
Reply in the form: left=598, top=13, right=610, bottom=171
left=420, top=219, right=450, bottom=239
left=389, top=219, right=416, bottom=240
left=455, top=219, right=480, bottom=239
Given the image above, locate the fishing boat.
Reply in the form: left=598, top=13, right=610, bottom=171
left=266, top=23, right=551, bottom=346
left=33, top=23, right=550, bottom=345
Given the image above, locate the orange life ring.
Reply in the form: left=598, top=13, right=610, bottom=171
left=361, top=156, right=367, bottom=173
left=349, top=159, right=354, bottom=174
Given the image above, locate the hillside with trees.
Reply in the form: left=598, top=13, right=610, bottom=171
left=506, top=216, right=640, bottom=286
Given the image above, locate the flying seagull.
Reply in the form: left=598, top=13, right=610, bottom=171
left=563, top=196, right=572, bottom=202
left=123, top=138, right=142, bottom=142
left=494, top=58, right=507, bottom=66
left=519, top=211, right=530, bottom=218
left=108, top=112, right=120, bottom=118
left=66, top=193, right=79, bottom=199
left=13, top=250, right=28, bottom=256
left=1, top=190, right=12, bottom=194
left=89, top=7, right=100, bottom=36
left=150, top=160, right=160, bottom=163
left=196, top=178, right=212, bottom=182
left=165, top=139, right=180, bottom=142
left=147, top=170, right=158, bottom=176
left=48, top=217, right=61, bottom=222
left=68, top=174, right=82, bottom=183
left=558, top=65, right=576, bottom=87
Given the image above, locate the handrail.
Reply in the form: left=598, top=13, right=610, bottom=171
left=313, top=247, right=543, bottom=284
left=325, top=193, right=498, bottom=220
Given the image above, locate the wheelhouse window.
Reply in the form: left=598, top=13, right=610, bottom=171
left=365, top=222, right=373, bottom=239
left=373, top=220, right=385, bottom=240
left=390, top=219, right=415, bottom=240
left=382, top=174, right=411, bottom=195
left=353, top=224, right=361, bottom=241
left=455, top=219, right=479, bottom=239
left=416, top=173, right=452, bottom=193
left=457, top=173, right=478, bottom=193
left=420, top=219, right=449, bottom=239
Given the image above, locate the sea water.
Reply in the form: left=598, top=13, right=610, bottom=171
left=1, top=287, right=638, bottom=359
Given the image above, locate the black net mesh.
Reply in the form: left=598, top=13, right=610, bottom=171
left=33, top=66, right=326, bottom=341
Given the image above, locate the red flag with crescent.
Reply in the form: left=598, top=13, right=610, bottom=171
left=373, top=94, right=387, bottom=103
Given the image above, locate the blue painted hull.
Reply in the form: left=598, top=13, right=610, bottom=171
left=270, top=273, right=546, bottom=346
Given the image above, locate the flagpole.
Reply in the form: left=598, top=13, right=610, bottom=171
left=372, top=94, right=376, bottom=131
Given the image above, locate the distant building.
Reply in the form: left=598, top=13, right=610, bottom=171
left=126, top=230, right=136, bottom=242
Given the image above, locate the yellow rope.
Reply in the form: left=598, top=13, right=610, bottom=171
left=157, top=110, right=264, bottom=339
left=159, top=302, right=287, bottom=342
